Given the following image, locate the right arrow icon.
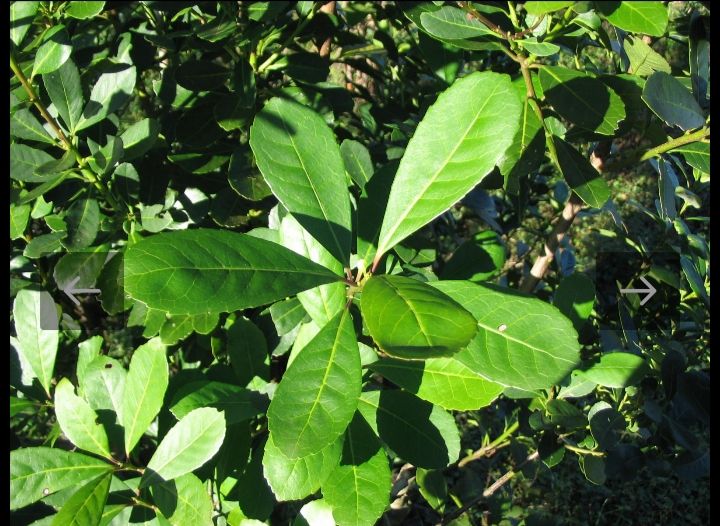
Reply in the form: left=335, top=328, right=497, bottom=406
left=620, top=275, right=657, bottom=306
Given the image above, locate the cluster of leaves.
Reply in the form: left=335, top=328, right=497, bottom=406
left=10, top=2, right=709, bottom=525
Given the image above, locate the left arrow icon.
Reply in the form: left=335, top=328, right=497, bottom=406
left=62, top=275, right=101, bottom=306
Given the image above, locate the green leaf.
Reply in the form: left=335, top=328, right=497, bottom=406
left=169, top=381, right=265, bottom=425
left=141, top=407, right=226, bottom=488
left=546, top=399, right=586, bottom=429
left=285, top=52, right=330, bottom=83
left=420, top=5, right=496, bottom=40
left=539, top=66, right=626, bottom=136
left=375, top=72, right=521, bottom=260
left=597, top=1, right=668, bottom=37
left=340, top=139, right=374, bottom=190
left=670, top=141, right=709, bottom=173
left=23, top=231, right=66, bottom=258
left=269, top=297, right=308, bottom=335
left=554, top=138, right=611, bottom=208
left=294, top=499, right=336, bottom=526
left=262, top=432, right=342, bottom=501
left=642, top=71, right=705, bottom=131
left=280, top=214, right=346, bottom=326
left=356, top=161, right=398, bottom=270
left=10, top=396, right=38, bottom=417
left=75, top=62, right=136, bottom=132
left=588, top=401, right=625, bottom=450
left=433, top=281, right=581, bottom=391
left=623, top=36, right=671, bottom=77
left=524, top=1, right=573, bottom=15
left=122, top=338, right=169, bottom=456
left=267, top=309, right=361, bottom=458
left=517, top=38, right=560, bottom=57
left=124, top=229, right=341, bottom=315
left=229, top=159, right=272, bottom=201
left=10, top=108, right=54, bottom=144
left=250, top=97, right=352, bottom=265
left=176, top=60, right=230, bottom=91
left=415, top=468, right=447, bottom=511
left=10, top=447, right=113, bottom=510
left=51, top=471, right=112, bottom=526
left=357, top=390, right=460, bottom=469
left=322, top=413, right=391, bottom=526
left=54, top=378, right=112, bottom=459
left=417, top=31, right=461, bottom=85
left=75, top=336, right=104, bottom=387
left=579, top=455, right=606, bottom=485
left=553, top=273, right=595, bottom=332
left=33, top=26, right=72, bottom=76
left=176, top=104, right=224, bottom=148
left=440, top=231, right=505, bottom=282
left=10, top=143, right=55, bottom=182
left=10, top=1, right=40, bottom=47
left=62, top=198, right=100, bottom=249
left=13, top=289, right=58, bottom=396
left=10, top=202, right=31, bottom=240
left=43, top=58, right=83, bottom=133
left=81, top=356, right=126, bottom=424
left=370, top=357, right=503, bottom=411
left=226, top=317, right=270, bottom=385
left=152, top=473, right=214, bottom=526
left=582, top=352, right=649, bottom=388
left=120, top=118, right=160, bottom=161
left=360, top=275, right=477, bottom=359
left=65, top=1, right=105, bottom=19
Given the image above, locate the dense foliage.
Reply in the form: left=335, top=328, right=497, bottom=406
left=10, top=2, right=709, bottom=525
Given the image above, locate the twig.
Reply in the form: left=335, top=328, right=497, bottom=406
left=457, top=420, right=519, bottom=468
left=440, top=451, right=540, bottom=525
left=640, top=127, right=709, bottom=161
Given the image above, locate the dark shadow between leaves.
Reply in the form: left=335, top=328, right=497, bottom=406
left=339, top=411, right=383, bottom=467
left=290, top=213, right=353, bottom=269
left=544, top=77, right=613, bottom=136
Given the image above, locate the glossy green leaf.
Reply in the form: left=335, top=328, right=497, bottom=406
left=42, top=57, right=83, bottom=134
left=169, top=381, right=264, bottom=425
left=124, top=229, right=341, bottom=315
left=433, top=281, right=580, bottom=391
left=23, top=231, right=65, bottom=258
left=10, top=1, right=40, bottom=47
left=10, top=108, right=54, bottom=144
left=322, top=413, right=391, bottom=526
left=66, top=1, right=105, bottom=19
left=357, top=390, right=460, bottom=469
left=10, top=143, right=55, bottom=182
left=582, top=352, right=649, bottom=388
left=416, top=468, right=447, bottom=511
left=120, top=118, right=160, bottom=161
left=597, top=1, right=668, bottom=37
left=294, top=499, right=336, bottom=526
left=370, top=357, right=503, bottom=411
left=75, top=336, right=104, bottom=388
left=524, top=1, right=573, bottom=15
left=554, top=138, right=611, bottom=208
left=517, top=38, right=560, bottom=57
left=623, top=36, right=671, bottom=77
left=122, top=338, right=169, bottom=456
left=51, top=471, right=112, bottom=526
left=250, top=97, right=351, bottom=265
left=340, top=139, right=373, bottom=190
left=10, top=202, right=31, bottom=240
left=10, top=447, right=113, bottom=510
left=54, top=378, right=112, bottom=459
left=176, top=60, right=229, bottom=91
left=546, top=398, right=586, bottom=429
left=267, top=309, right=361, bottom=458
left=642, top=71, right=705, bottom=130
left=13, top=289, right=58, bottom=396
left=361, top=275, right=477, bottom=359
left=269, top=297, right=308, bottom=335
left=75, top=62, right=136, bottom=132
left=227, top=317, right=270, bottom=385
left=356, top=161, right=398, bottom=270
left=159, top=315, right=194, bottom=345
left=419, top=6, right=496, bottom=40
left=81, top=356, right=126, bottom=424
left=280, top=214, right=346, bottom=326
left=62, top=198, right=100, bottom=249
left=375, top=72, right=520, bottom=260
left=670, top=142, right=709, bottom=173
left=33, top=26, right=72, bottom=76
left=539, top=66, right=625, bottom=135
left=588, top=401, right=625, bottom=450
left=553, top=273, right=595, bottom=332
left=153, top=473, right=213, bottom=526
left=262, top=432, right=342, bottom=501
left=579, top=455, right=606, bottom=485
left=141, top=407, right=226, bottom=487
left=440, top=231, right=505, bottom=282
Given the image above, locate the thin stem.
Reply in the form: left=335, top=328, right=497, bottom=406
left=562, top=441, right=606, bottom=457
left=640, top=127, right=709, bottom=161
left=458, top=1, right=507, bottom=37
left=457, top=420, right=520, bottom=468
left=10, top=52, right=74, bottom=154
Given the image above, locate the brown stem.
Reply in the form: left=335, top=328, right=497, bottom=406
left=440, top=451, right=540, bottom=525
left=519, top=194, right=584, bottom=293
left=458, top=1, right=507, bottom=37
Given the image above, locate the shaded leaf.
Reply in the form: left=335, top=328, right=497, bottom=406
left=75, top=63, right=136, bottom=132
left=152, top=473, right=213, bottom=526
left=51, top=471, right=112, bottom=526
left=582, top=352, right=649, bottom=388
left=340, top=139, right=373, bottom=190
left=554, top=138, right=611, bottom=208
left=642, top=71, right=705, bottom=130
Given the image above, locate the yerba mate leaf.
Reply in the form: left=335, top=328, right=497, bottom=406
left=360, top=275, right=477, bottom=359
left=124, top=229, right=342, bottom=315
left=375, top=72, right=520, bottom=261
left=250, top=97, right=352, bottom=265
left=432, top=281, right=580, bottom=391
left=267, top=309, right=361, bottom=458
